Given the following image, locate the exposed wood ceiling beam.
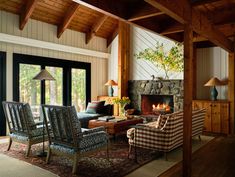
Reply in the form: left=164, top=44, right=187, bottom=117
left=128, top=11, right=164, bottom=22
left=57, top=2, right=80, bottom=38
left=164, top=33, right=184, bottom=43
left=191, top=0, right=221, bottom=7
left=160, top=24, right=184, bottom=35
left=128, top=4, right=164, bottom=22
left=145, top=0, right=234, bottom=52
left=86, top=15, right=108, bottom=44
left=73, top=0, right=128, bottom=20
left=19, top=0, right=38, bottom=30
left=208, top=8, right=235, bottom=25
left=107, top=26, right=118, bottom=47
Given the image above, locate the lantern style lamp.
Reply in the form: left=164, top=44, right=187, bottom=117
left=105, top=80, right=118, bottom=97
left=204, top=77, right=223, bottom=101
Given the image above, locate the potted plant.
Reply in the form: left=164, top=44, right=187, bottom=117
left=112, top=97, right=131, bottom=116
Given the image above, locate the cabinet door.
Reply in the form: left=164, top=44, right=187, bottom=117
left=211, top=103, right=221, bottom=133
left=203, top=102, right=212, bottom=132
left=220, top=103, right=229, bottom=134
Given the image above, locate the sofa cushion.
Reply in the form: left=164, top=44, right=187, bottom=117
left=86, top=101, right=105, bottom=114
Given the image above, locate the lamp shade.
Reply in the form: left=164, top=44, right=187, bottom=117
left=204, top=77, right=222, bottom=86
left=33, top=69, right=55, bottom=81
left=105, top=80, right=118, bottom=86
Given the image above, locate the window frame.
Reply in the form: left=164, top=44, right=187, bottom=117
left=13, top=53, right=91, bottom=107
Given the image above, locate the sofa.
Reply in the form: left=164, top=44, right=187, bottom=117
left=77, top=101, right=113, bottom=128
left=127, top=109, right=206, bottom=158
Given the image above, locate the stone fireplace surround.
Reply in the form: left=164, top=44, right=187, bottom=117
left=128, top=80, right=184, bottom=113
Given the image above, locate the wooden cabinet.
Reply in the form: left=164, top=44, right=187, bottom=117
left=97, top=96, right=119, bottom=116
left=192, top=100, right=229, bottom=134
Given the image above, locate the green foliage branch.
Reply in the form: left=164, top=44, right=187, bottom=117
left=135, top=42, right=184, bottom=79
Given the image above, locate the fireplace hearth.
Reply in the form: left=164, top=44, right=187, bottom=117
left=128, top=80, right=183, bottom=113
left=141, top=94, right=174, bottom=115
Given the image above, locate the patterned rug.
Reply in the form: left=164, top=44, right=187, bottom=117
left=0, top=136, right=162, bottom=177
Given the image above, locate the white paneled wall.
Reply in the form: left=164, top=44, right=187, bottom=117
left=197, top=47, right=228, bottom=100
left=130, top=26, right=183, bottom=80
left=0, top=10, right=109, bottom=101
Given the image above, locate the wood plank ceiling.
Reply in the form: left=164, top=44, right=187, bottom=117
left=0, top=0, right=235, bottom=49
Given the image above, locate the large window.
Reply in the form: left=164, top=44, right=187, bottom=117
left=13, top=54, right=91, bottom=114
left=19, top=64, right=41, bottom=116
left=72, top=68, right=86, bottom=112
left=45, top=66, right=63, bottom=106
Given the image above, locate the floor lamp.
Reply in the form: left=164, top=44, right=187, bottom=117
left=33, top=69, right=55, bottom=156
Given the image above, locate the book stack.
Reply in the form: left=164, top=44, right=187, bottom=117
left=98, top=116, right=115, bottom=122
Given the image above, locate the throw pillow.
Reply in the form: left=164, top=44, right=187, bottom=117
left=85, top=101, right=105, bottom=114
left=22, top=103, right=36, bottom=128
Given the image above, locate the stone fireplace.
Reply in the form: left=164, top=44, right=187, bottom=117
left=141, top=94, right=174, bottom=115
left=128, top=80, right=183, bottom=114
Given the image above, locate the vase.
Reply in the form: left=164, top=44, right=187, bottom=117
left=119, top=103, right=126, bottom=117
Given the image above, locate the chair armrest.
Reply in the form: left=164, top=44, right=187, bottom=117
left=81, top=126, right=106, bottom=136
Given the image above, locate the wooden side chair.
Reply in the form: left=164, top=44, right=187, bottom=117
left=2, top=101, right=47, bottom=157
left=41, top=105, right=109, bottom=174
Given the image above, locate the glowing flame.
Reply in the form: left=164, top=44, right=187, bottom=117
left=152, top=103, right=170, bottom=112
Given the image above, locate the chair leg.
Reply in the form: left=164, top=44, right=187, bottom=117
left=7, top=137, right=12, bottom=151
left=198, top=135, right=201, bottom=141
left=26, top=142, right=31, bottom=157
left=46, top=147, right=51, bottom=164
left=128, top=145, right=132, bottom=159
left=72, top=154, right=79, bottom=174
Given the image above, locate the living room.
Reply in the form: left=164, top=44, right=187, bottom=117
left=0, top=0, right=235, bottom=177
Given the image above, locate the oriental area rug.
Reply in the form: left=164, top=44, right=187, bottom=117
left=0, top=136, right=161, bottom=177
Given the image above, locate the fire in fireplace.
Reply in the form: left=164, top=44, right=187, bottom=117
left=141, top=94, right=174, bottom=115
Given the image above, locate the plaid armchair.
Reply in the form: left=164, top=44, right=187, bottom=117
left=41, top=105, right=109, bottom=174
left=127, top=109, right=206, bottom=159
left=2, top=101, right=47, bottom=157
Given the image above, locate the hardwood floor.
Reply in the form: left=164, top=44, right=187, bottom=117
left=159, top=135, right=235, bottom=177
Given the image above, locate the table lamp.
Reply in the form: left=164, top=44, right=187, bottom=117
left=204, top=77, right=223, bottom=101
left=33, top=69, right=55, bottom=156
left=105, top=80, right=118, bottom=97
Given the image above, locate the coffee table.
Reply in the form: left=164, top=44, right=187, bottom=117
left=88, top=117, right=143, bottom=137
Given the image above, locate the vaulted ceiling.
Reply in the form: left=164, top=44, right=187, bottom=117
left=0, top=0, right=235, bottom=50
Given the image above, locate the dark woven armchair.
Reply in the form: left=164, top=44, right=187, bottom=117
left=2, top=101, right=47, bottom=157
left=41, top=105, right=109, bottom=174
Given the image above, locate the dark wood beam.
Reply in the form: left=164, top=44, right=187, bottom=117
left=128, top=4, right=164, bottom=22
left=86, top=15, right=108, bottom=44
left=160, top=24, right=184, bottom=35
left=183, top=24, right=194, bottom=177
left=191, top=0, right=221, bottom=7
left=164, top=33, right=184, bottom=43
left=73, top=0, right=128, bottom=20
left=145, top=0, right=234, bottom=52
left=19, top=0, right=38, bottom=30
left=208, top=7, right=235, bottom=25
left=57, top=2, right=80, bottom=38
left=107, top=26, right=118, bottom=47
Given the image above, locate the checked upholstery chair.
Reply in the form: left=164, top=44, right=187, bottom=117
left=41, top=105, right=109, bottom=174
left=2, top=101, right=47, bottom=157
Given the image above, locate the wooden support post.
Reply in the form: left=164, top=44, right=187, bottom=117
left=118, top=21, right=130, bottom=98
left=183, top=24, right=194, bottom=177
left=228, top=51, right=235, bottom=134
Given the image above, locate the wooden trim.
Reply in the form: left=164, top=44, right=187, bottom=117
left=144, top=0, right=234, bottom=52
left=183, top=24, right=194, bottom=177
left=86, top=15, right=108, bottom=44
left=57, top=3, right=80, bottom=38
left=193, top=44, right=197, bottom=99
left=20, top=0, right=38, bottom=30
left=0, top=33, right=110, bottom=59
left=228, top=51, right=235, bottom=134
left=118, top=21, right=130, bottom=98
